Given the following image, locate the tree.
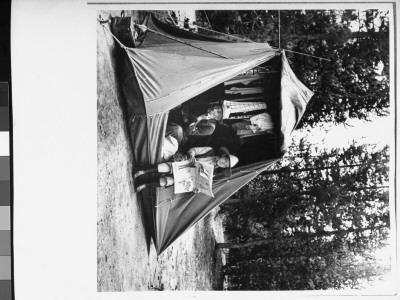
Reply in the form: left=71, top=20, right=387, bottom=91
left=217, top=225, right=387, bottom=249
left=220, top=140, right=390, bottom=290
left=223, top=237, right=390, bottom=290
left=197, top=10, right=390, bottom=127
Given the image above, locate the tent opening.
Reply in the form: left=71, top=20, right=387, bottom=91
left=165, top=56, right=283, bottom=167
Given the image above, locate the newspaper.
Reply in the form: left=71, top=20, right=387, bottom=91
left=171, top=160, right=214, bottom=197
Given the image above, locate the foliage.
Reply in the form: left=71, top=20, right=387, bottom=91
left=221, top=140, right=390, bottom=290
left=197, top=10, right=389, bottom=127
left=224, top=243, right=390, bottom=290
left=193, top=9, right=391, bottom=290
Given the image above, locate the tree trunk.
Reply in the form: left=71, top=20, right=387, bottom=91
left=298, top=185, right=389, bottom=195
left=217, top=237, right=289, bottom=249
left=235, top=33, right=325, bottom=42
left=216, top=225, right=386, bottom=249
left=261, top=163, right=365, bottom=176
left=235, top=31, right=387, bottom=43
left=351, top=185, right=389, bottom=191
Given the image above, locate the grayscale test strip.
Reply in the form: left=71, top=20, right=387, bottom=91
left=0, top=82, right=12, bottom=300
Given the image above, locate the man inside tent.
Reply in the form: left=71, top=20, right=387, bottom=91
left=134, top=146, right=239, bottom=192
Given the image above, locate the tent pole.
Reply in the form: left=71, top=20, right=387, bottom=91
left=278, top=10, right=281, bottom=50
left=203, top=10, right=215, bottom=35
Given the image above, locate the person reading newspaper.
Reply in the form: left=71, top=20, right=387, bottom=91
left=162, top=121, right=218, bottom=161
left=133, top=146, right=239, bottom=193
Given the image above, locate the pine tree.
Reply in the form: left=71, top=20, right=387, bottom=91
left=221, top=141, right=390, bottom=290
left=197, top=10, right=389, bottom=127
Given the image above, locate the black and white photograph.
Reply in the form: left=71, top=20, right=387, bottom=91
left=7, top=0, right=400, bottom=299
left=96, top=7, right=395, bottom=293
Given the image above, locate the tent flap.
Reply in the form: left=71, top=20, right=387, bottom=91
left=280, top=51, right=314, bottom=152
left=155, top=159, right=280, bottom=254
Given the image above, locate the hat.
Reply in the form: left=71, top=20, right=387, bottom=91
left=218, top=147, right=239, bottom=177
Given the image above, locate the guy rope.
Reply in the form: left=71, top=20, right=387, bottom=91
left=98, top=12, right=330, bottom=62
left=134, top=23, right=236, bottom=60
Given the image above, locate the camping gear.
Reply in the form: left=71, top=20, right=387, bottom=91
left=225, top=86, right=265, bottom=95
left=108, top=12, right=314, bottom=254
left=224, top=73, right=264, bottom=86
left=221, top=100, right=267, bottom=119
left=250, top=112, right=274, bottom=131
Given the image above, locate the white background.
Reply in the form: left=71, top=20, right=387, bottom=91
left=11, top=0, right=399, bottom=299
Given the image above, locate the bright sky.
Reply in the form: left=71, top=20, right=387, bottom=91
left=349, top=10, right=386, bottom=33
left=292, top=115, right=393, bottom=150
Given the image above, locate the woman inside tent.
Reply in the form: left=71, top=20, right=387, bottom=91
left=134, top=146, right=239, bottom=192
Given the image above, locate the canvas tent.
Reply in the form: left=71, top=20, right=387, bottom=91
left=110, top=13, right=314, bottom=254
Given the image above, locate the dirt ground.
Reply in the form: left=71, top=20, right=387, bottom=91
left=97, top=10, right=226, bottom=291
